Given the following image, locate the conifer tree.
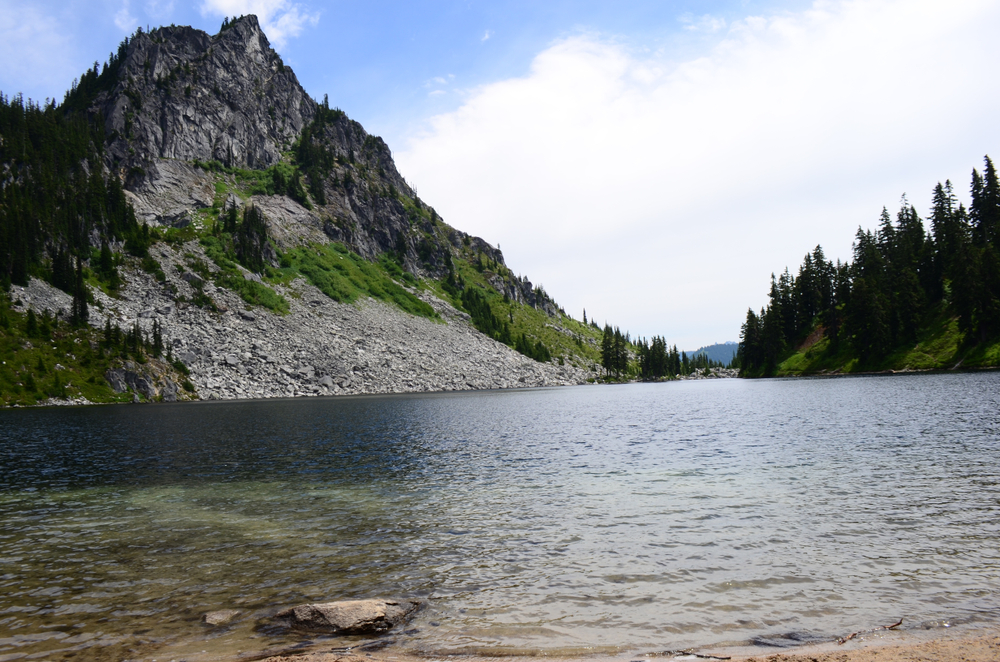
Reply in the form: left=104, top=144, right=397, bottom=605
left=738, top=308, right=761, bottom=376
left=601, top=324, right=614, bottom=377
left=152, top=319, right=164, bottom=357
left=71, top=256, right=88, bottom=326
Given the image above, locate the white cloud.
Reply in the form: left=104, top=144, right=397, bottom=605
left=396, top=0, right=1000, bottom=348
left=679, top=12, right=727, bottom=33
left=482, top=29, right=493, bottom=42
left=200, top=0, right=319, bottom=49
left=424, top=74, right=455, bottom=96
left=115, top=0, right=138, bottom=31
left=145, top=0, right=176, bottom=20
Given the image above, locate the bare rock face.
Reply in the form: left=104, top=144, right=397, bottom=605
left=250, top=194, right=329, bottom=249
left=274, top=599, right=420, bottom=635
left=97, top=16, right=314, bottom=173
left=104, top=359, right=186, bottom=402
left=125, top=160, right=216, bottom=226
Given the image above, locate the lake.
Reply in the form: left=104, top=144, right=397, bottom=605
left=1, top=372, right=998, bottom=661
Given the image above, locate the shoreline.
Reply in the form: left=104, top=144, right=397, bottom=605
left=252, top=626, right=1000, bottom=662
left=12, top=359, right=1000, bottom=410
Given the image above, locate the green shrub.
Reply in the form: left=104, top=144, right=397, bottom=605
left=141, top=255, right=166, bottom=281
left=283, top=243, right=436, bottom=319
left=200, top=235, right=289, bottom=314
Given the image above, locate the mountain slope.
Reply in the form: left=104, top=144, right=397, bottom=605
left=0, top=15, right=603, bottom=404
left=686, top=342, right=738, bottom=366
left=736, top=167, right=1000, bottom=377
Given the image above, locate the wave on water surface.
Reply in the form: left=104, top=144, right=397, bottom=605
left=0, top=373, right=998, bottom=660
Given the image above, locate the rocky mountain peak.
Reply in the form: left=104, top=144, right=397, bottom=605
left=98, top=14, right=315, bottom=178
left=74, top=16, right=565, bottom=316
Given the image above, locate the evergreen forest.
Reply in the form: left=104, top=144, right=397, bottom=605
left=738, top=156, right=1000, bottom=376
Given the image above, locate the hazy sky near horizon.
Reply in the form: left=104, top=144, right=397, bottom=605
left=2, top=0, right=999, bottom=349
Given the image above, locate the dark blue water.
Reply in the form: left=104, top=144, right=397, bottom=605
left=1, top=373, right=998, bottom=661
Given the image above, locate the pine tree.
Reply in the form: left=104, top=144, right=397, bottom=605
left=760, top=305, right=783, bottom=376
left=71, top=256, right=88, bottom=327
left=25, top=309, right=38, bottom=337
left=152, top=319, right=164, bottom=357
left=737, top=308, right=761, bottom=376
left=977, top=156, right=1000, bottom=246
left=613, top=327, right=629, bottom=377
left=601, top=324, right=614, bottom=377
left=98, top=241, right=120, bottom=290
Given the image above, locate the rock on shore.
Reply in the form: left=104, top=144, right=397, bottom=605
left=275, top=599, right=421, bottom=635
left=677, top=367, right=739, bottom=380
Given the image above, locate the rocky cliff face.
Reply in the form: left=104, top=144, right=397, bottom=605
left=97, top=16, right=314, bottom=174
left=78, top=15, right=563, bottom=314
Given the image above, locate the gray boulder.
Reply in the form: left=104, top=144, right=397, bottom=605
left=274, top=598, right=420, bottom=635
left=104, top=367, right=157, bottom=399
left=203, top=609, right=241, bottom=626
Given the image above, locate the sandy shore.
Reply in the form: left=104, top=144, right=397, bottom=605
left=257, top=629, right=1000, bottom=662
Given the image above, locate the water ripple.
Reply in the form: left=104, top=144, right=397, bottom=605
left=0, top=373, right=998, bottom=659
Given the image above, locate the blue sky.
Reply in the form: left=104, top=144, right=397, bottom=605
left=0, top=0, right=809, bottom=142
left=2, top=1, right=999, bottom=349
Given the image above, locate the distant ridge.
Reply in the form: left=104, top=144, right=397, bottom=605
left=686, top=342, right=738, bottom=365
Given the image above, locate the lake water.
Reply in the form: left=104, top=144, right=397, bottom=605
left=1, top=373, right=998, bottom=661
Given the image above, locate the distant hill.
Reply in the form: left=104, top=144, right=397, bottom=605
left=686, top=342, right=739, bottom=365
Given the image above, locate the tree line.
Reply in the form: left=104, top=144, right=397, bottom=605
left=0, top=92, right=152, bottom=292
left=738, top=156, right=1000, bottom=376
left=601, top=324, right=729, bottom=380
left=460, top=285, right=553, bottom=363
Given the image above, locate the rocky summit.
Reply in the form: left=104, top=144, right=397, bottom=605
left=6, top=14, right=600, bottom=404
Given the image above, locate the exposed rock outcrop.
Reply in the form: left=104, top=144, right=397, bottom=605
left=275, top=599, right=420, bottom=635
left=104, top=359, right=183, bottom=401
left=96, top=16, right=314, bottom=174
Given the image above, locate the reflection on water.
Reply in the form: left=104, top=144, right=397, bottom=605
left=1, top=373, right=999, bottom=660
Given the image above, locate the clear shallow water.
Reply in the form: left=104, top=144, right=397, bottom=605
left=0, top=373, right=999, bottom=660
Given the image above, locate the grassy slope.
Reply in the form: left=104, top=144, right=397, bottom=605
left=69, top=160, right=602, bottom=372
left=430, top=245, right=603, bottom=369
left=197, top=160, right=604, bottom=368
left=271, top=243, right=437, bottom=320
left=0, top=297, right=164, bottom=406
left=777, top=302, right=1000, bottom=375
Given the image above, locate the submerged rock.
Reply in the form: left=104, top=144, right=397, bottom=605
left=203, top=609, right=241, bottom=625
left=274, top=598, right=420, bottom=635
